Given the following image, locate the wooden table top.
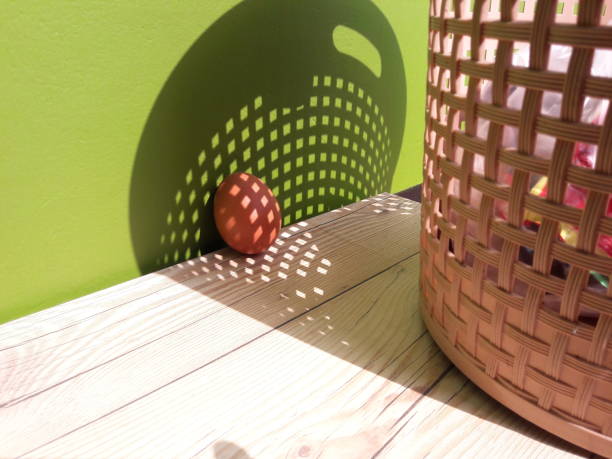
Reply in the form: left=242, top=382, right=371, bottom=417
left=0, top=194, right=594, bottom=458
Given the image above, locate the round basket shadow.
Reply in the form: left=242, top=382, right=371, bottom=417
left=130, top=0, right=406, bottom=274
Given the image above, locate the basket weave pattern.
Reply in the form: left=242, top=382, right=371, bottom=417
left=420, top=0, right=612, bottom=454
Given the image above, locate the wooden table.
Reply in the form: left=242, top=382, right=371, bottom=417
left=0, top=194, right=595, bottom=458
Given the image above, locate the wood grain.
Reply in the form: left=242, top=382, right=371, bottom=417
left=0, top=196, right=411, bottom=379
left=0, top=195, right=419, bottom=456
left=20, top=257, right=442, bottom=458
left=0, top=195, right=587, bottom=458
left=0, top=195, right=391, bottom=349
left=376, top=368, right=591, bottom=459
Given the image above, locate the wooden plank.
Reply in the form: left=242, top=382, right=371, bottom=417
left=0, top=195, right=584, bottom=458
left=26, top=253, right=581, bottom=458
left=376, top=368, right=591, bottom=459
left=0, top=197, right=418, bottom=389
left=0, top=194, right=390, bottom=348
left=0, top=198, right=421, bottom=456
left=327, top=196, right=420, bottom=261
left=16, top=257, right=450, bottom=458
left=0, top=198, right=419, bottom=408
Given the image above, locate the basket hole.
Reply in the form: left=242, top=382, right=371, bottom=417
left=452, top=146, right=465, bottom=165
left=469, top=186, right=483, bottom=210
left=541, top=293, right=562, bottom=315
left=584, top=272, right=607, bottom=322
left=475, top=117, right=489, bottom=141
left=515, top=0, right=534, bottom=18
left=426, top=157, right=435, bottom=180
left=480, top=38, right=499, bottom=64
left=458, top=0, right=473, bottom=18
left=455, top=33, right=471, bottom=59
left=478, top=80, right=493, bottom=104
left=498, top=163, right=514, bottom=187
left=448, top=177, right=460, bottom=198
left=592, top=48, right=612, bottom=77
left=485, top=0, right=501, bottom=16
left=437, top=103, right=450, bottom=125
left=550, top=258, right=569, bottom=280
left=513, top=277, right=529, bottom=297
left=533, top=134, right=557, bottom=160
left=426, top=93, right=434, bottom=109
left=528, top=173, right=548, bottom=198
left=464, top=251, right=475, bottom=267
left=494, top=198, right=509, bottom=220
left=506, top=86, right=525, bottom=111
left=518, top=245, right=534, bottom=267
left=596, top=232, right=612, bottom=258
left=429, top=65, right=441, bottom=85
left=440, top=69, right=452, bottom=92
left=449, top=205, right=459, bottom=227
left=578, top=313, right=599, bottom=327
left=441, top=34, right=456, bottom=57
left=458, top=72, right=470, bottom=96
left=490, top=233, right=504, bottom=252
left=435, top=198, right=442, bottom=215
left=540, top=91, right=562, bottom=118
left=572, top=143, right=598, bottom=168
left=486, top=265, right=498, bottom=283
left=470, top=152, right=485, bottom=177
left=522, top=208, right=543, bottom=234
left=432, top=32, right=442, bottom=53
left=437, top=136, right=446, bottom=157
left=547, top=44, right=571, bottom=73
left=556, top=1, right=565, bottom=15
left=588, top=270, right=609, bottom=293
left=581, top=97, right=608, bottom=125
left=554, top=2, right=578, bottom=24
left=424, top=214, right=434, bottom=234
left=562, top=183, right=587, bottom=210
left=511, top=43, right=530, bottom=68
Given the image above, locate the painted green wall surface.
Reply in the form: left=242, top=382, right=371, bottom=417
left=0, top=0, right=428, bottom=324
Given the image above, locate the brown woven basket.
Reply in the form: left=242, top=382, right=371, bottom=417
left=420, top=0, right=612, bottom=455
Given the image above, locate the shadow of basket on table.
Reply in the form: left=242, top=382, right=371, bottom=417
left=163, top=197, right=592, bottom=458
left=128, top=0, right=591, bottom=456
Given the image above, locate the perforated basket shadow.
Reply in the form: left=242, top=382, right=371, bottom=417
left=130, top=0, right=406, bottom=273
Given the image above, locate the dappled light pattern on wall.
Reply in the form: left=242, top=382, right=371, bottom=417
left=159, top=81, right=392, bottom=266
left=130, top=0, right=406, bottom=274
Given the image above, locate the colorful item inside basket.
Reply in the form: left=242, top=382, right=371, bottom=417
left=450, top=44, right=612, bottom=318
left=523, top=166, right=611, bottom=289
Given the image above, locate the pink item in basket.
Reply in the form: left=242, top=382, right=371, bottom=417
left=450, top=42, right=612, bottom=318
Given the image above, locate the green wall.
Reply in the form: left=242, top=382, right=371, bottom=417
left=0, top=0, right=428, bottom=324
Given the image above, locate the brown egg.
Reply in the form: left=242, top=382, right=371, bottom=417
left=213, top=172, right=282, bottom=255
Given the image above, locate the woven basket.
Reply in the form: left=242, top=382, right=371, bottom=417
left=420, top=0, right=612, bottom=455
